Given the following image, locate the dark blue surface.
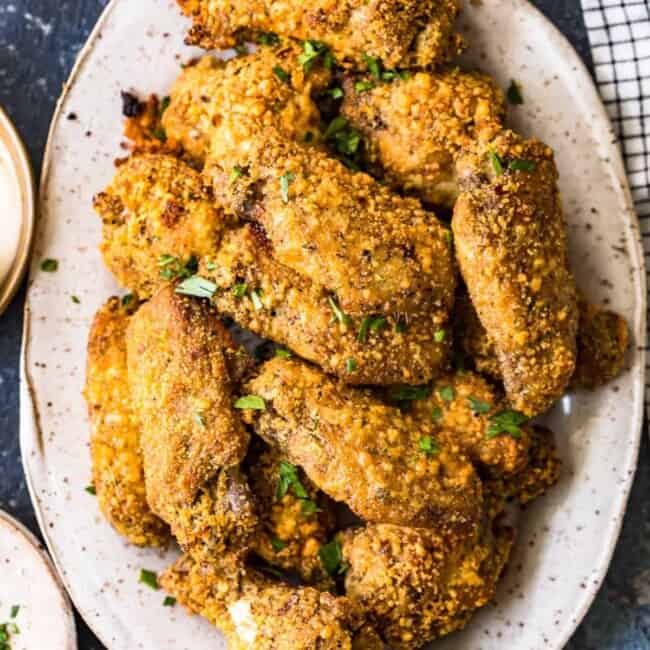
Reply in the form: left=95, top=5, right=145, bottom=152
left=0, top=2, right=646, bottom=648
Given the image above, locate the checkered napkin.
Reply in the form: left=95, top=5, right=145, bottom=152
left=580, top=0, right=650, bottom=399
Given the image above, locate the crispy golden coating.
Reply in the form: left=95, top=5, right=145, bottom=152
left=484, top=425, right=561, bottom=505
left=243, top=357, right=483, bottom=532
left=84, top=297, right=170, bottom=548
left=93, top=154, right=229, bottom=299
left=406, top=371, right=531, bottom=477
left=247, top=445, right=336, bottom=585
left=206, top=127, right=456, bottom=317
left=204, top=225, right=450, bottom=384
left=341, top=520, right=514, bottom=649
left=453, top=131, right=579, bottom=416
left=341, top=68, right=506, bottom=206
left=163, top=46, right=330, bottom=163
left=178, top=0, right=463, bottom=69
left=126, top=285, right=257, bottom=556
left=574, top=295, right=629, bottom=389
left=161, top=553, right=383, bottom=650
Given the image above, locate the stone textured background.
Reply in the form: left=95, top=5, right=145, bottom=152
left=0, top=1, right=647, bottom=648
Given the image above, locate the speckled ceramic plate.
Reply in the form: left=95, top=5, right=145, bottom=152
left=20, top=1, right=646, bottom=649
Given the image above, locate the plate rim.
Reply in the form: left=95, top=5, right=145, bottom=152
left=20, top=0, right=647, bottom=648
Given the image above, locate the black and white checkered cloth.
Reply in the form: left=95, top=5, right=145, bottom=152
left=581, top=0, right=650, bottom=400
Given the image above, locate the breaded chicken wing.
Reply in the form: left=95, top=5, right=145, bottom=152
left=242, top=357, right=483, bottom=532
left=340, top=519, right=514, bottom=649
left=340, top=68, right=506, bottom=206
left=163, top=45, right=330, bottom=163
left=206, top=127, right=456, bottom=317
left=84, top=297, right=170, bottom=547
left=126, top=285, right=257, bottom=556
left=178, top=0, right=463, bottom=69
left=160, top=553, right=383, bottom=650
left=247, top=444, right=336, bottom=585
left=94, top=154, right=230, bottom=299
left=453, top=131, right=579, bottom=416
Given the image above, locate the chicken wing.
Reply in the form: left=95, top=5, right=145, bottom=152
left=160, top=553, right=383, bottom=650
left=126, top=285, right=257, bottom=556
left=206, top=126, right=456, bottom=317
left=242, top=357, right=483, bottom=532
left=178, top=0, right=463, bottom=69
left=340, top=519, right=514, bottom=649
left=340, top=68, right=506, bottom=206
left=84, top=296, right=170, bottom=547
left=453, top=131, right=579, bottom=416
left=163, top=44, right=330, bottom=163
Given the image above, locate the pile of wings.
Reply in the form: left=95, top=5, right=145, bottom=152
left=85, top=1, right=630, bottom=648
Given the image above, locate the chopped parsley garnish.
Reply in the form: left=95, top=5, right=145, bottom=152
left=370, top=317, right=387, bottom=332
left=71, top=295, right=80, bottom=304
left=438, top=385, right=455, bottom=402
left=434, top=329, right=446, bottom=343
left=230, top=165, right=245, bottom=183
left=40, top=258, right=58, bottom=272
left=358, top=316, right=387, bottom=341
left=346, top=358, right=357, bottom=372
left=9, top=608, right=18, bottom=620
left=489, top=150, right=504, bottom=176
left=431, top=406, right=442, bottom=421
left=509, top=159, right=537, bottom=172
left=391, top=385, right=432, bottom=401
left=85, top=485, right=96, bottom=495
left=280, top=172, right=296, bottom=203
left=319, top=540, right=347, bottom=575
left=419, top=435, right=439, bottom=456
left=159, top=96, right=171, bottom=116
left=324, top=116, right=348, bottom=139
left=122, top=293, right=134, bottom=307
left=355, top=80, right=375, bottom=93
left=139, top=569, right=159, bottom=590
left=175, top=275, right=218, bottom=299
left=193, top=412, right=206, bottom=428
left=276, top=461, right=308, bottom=500
left=468, top=396, right=491, bottom=414
left=152, top=126, right=167, bottom=142
left=163, top=597, right=176, bottom=607
left=159, top=254, right=198, bottom=280
left=234, top=395, right=266, bottom=410
left=325, top=87, right=344, bottom=99
left=258, top=32, right=280, bottom=46
left=323, top=116, right=362, bottom=161
left=301, top=499, right=320, bottom=514
left=394, top=318, right=408, bottom=333
left=271, top=537, right=287, bottom=552
left=232, top=283, right=248, bottom=298
left=328, top=296, right=352, bottom=326
left=361, top=53, right=381, bottom=79
left=381, top=69, right=410, bottom=82
left=275, top=348, right=292, bottom=359
left=250, top=289, right=264, bottom=311
left=272, top=66, right=291, bottom=84
left=486, top=410, right=528, bottom=439
left=507, top=79, right=524, bottom=105
left=298, top=40, right=333, bottom=72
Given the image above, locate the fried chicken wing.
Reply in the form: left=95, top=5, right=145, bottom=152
left=160, top=553, right=383, bottom=650
left=206, top=126, right=456, bottom=317
left=247, top=444, right=336, bottom=585
left=453, top=131, right=579, bottom=416
left=178, top=0, right=463, bottom=69
left=84, top=297, right=170, bottom=547
left=126, top=285, right=257, bottom=556
left=341, top=519, right=514, bottom=649
left=340, top=68, right=506, bottom=206
left=94, top=154, right=229, bottom=299
left=163, top=46, right=330, bottom=163
left=242, top=357, right=483, bottom=532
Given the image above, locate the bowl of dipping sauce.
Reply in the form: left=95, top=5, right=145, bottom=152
left=0, top=106, right=35, bottom=316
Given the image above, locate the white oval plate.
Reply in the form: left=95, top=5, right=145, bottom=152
left=20, top=0, right=646, bottom=649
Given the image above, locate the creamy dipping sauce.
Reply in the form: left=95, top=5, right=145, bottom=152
left=0, top=143, right=22, bottom=288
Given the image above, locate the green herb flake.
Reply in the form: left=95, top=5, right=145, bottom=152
left=319, top=539, right=346, bottom=575
left=489, top=150, right=504, bottom=176
left=486, top=410, right=528, bottom=439
left=355, top=80, right=375, bottom=93
left=159, top=96, right=171, bottom=116
left=175, top=275, right=218, bottom=299
left=369, top=316, right=387, bottom=333
left=280, top=172, right=296, bottom=203
left=272, top=66, right=291, bottom=84
left=194, top=412, right=206, bottom=428
left=298, top=40, right=331, bottom=72
left=419, top=435, right=440, bottom=457
left=509, top=159, right=537, bottom=172
left=301, top=499, right=320, bottom=514
left=139, top=569, right=159, bottom=590
left=361, top=53, right=381, bottom=79
left=9, top=607, right=19, bottom=620
left=71, top=295, right=80, bottom=304
left=159, top=254, right=198, bottom=280
left=467, top=396, right=491, bottom=414
left=163, top=597, right=176, bottom=607
left=431, top=406, right=442, bottom=421
left=434, top=329, right=446, bottom=343
left=346, top=358, right=357, bottom=372
left=325, top=87, right=344, bottom=99
left=277, top=461, right=309, bottom=500
left=40, top=258, right=58, bottom=272
left=85, top=485, right=96, bottom=496
left=258, top=32, right=280, bottom=46
left=232, top=283, right=248, bottom=298
left=271, top=537, right=287, bottom=553
left=122, top=293, right=134, bottom=307
left=275, top=348, right=292, bottom=359
left=328, top=296, right=352, bottom=326
left=438, top=385, right=455, bottom=402
left=394, top=318, right=408, bottom=333
left=390, top=385, right=432, bottom=402
left=357, top=317, right=371, bottom=342
left=152, top=126, right=167, bottom=142
left=250, top=289, right=264, bottom=311
left=324, top=116, right=348, bottom=140
left=230, top=165, right=245, bottom=183
left=234, top=395, right=266, bottom=411
left=507, top=79, right=524, bottom=105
